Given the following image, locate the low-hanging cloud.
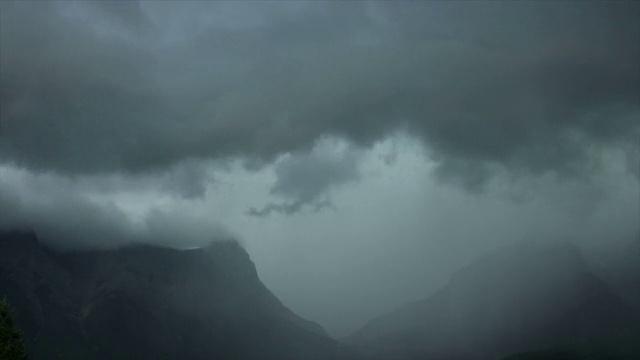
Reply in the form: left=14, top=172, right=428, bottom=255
left=0, top=166, right=230, bottom=250
left=248, top=139, right=361, bottom=216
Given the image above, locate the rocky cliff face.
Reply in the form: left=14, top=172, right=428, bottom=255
left=0, top=230, right=353, bottom=360
left=348, top=241, right=640, bottom=360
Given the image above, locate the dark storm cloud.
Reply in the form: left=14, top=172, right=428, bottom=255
left=157, top=160, right=212, bottom=199
left=248, top=142, right=361, bottom=216
left=271, top=148, right=360, bottom=202
left=1, top=1, right=638, bottom=191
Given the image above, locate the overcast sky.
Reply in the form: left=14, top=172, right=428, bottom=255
left=1, top=0, right=639, bottom=337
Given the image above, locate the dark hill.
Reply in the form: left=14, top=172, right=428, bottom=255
left=348, top=241, right=640, bottom=360
left=0, top=230, right=354, bottom=360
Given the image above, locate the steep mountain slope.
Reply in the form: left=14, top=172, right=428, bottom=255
left=348, top=241, right=640, bottom=360
left=0, top=230, right=354, bottom=360
left=584, top=234, right=640, bottom=313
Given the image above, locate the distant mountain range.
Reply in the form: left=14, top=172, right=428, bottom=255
left=0, top=230, right=354, bottom=360
left=347, top=240, right=640, bottom=360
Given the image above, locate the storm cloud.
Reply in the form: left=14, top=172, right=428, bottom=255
left=2, top=1, right=638, bottom=190
left=248, top=138, right=362, bottom=216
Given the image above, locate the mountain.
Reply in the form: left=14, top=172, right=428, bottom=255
left=583, top=234, right=640, bottom=314
left=347, top=240, right=640, bottom=360
left=0, top=230, right=355, bottom=360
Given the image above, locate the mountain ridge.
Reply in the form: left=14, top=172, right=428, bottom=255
left=347, top=240, right=640, bottom=360
left=0, top=229, right=354, bottom=360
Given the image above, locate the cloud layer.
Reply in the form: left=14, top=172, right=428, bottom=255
left=2, top=1, right=638, bottom=192
left=0, top=166, right=230, bottom=250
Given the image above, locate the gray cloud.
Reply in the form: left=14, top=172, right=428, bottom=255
left=1, top=1, right=638, bottom=193
left=247, top=139, right=362, bottom=217
left=158, top=160, right=213, bottom=199
left=247, top=201, right=309, bottom=218
left=271, top=149, right=359, bottom=200
left=248, top=141, right=361, bottom=216
left=0, top=166, right=229, bottom=250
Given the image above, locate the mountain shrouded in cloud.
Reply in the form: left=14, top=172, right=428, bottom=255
left=1, top=0, right=639, bottom=339
left=347, top=240, right=640, bottom=359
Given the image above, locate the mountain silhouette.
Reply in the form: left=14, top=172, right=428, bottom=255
left=348, top=240, right=640, bottom=360
left=0, top=229, right=355, bottom=360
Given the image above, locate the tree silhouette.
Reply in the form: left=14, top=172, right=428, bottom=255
left=0, top=298, right=28, bottom=360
